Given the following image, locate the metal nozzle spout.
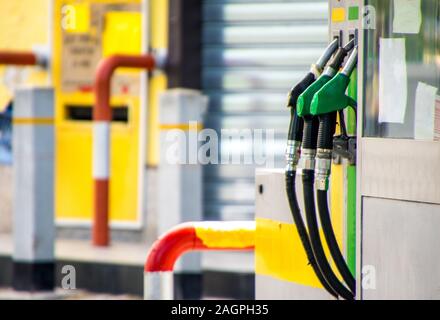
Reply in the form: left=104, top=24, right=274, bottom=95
left=315, top=38, right=340, bottom=70
left=341, top=46, right=358, bottom=76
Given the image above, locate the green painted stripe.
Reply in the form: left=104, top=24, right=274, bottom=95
left=346, top=69, right=357, bottom=276
left=348, top=69, right=357, bottom=135
left=347, top=165, right=357, bottom=276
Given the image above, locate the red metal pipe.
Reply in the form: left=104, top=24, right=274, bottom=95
left=145, top=223, right=255, bottom=272
left=92, top=54, right=156, bottom=247
left=94, top=55, right=156, bottom=121
left=0, top=51, right=37, bottom=66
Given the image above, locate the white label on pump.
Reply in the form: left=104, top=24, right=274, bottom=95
left=393, top=0, right=422, bottom=34
left=378, top=38, right=407, bottom=124
left=414, top=82, right=438, bottom=141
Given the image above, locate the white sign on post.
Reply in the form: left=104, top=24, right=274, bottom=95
left=378, top=38, right=408, bottom=124
left=414, top=82, right=438, bottom=141
left=393, top=0, right=422, bottom=34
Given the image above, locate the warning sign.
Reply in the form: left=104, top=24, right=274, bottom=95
left=60, top=3, right=140, bottom=93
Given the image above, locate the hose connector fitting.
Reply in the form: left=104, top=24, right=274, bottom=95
left=315, top=148, right=333, bottom=191
left=285, top=140, right=302, bottom=172
left=301, top=148, right=317, bottom=171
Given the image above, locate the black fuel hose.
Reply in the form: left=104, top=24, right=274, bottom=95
left=285, top=75, right=339, bottom=298
left=285, top=172, right=338, bottom=298
left=316, top=112, right=356, bottom=294
left=287, top=72, right=315, bottom=141
left=303, top=169, right=354, bottom=300
left=301, top=116, right=354, bottom=300
left=284, top=39, right=341, bottom=298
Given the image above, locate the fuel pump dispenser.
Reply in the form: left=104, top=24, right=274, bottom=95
left=295, top=40, right=356, bottom=300
left=255, top=0, right=362, bottom=300
left=258, top=0, right=440, bottom=300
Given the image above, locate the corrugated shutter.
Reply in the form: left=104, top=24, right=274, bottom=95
left=202, top=0, right=328, bottom=220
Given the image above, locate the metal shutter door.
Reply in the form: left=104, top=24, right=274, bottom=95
left=202, top=0, right=328, bottom=220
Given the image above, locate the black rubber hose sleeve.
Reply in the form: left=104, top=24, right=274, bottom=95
left=302, top=116, right=320, bottom=150
left=285, top=170, right=338, bottom=298
left=288, top=111, right=304, bottom=143
left=317, top=112, right=337, bottom=150
left=317, top=189, right=356, bottom=294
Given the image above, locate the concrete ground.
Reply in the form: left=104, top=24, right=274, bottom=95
left=0, top=288, right=141, bottom=300
left=0, top=233, right=254, bottom=271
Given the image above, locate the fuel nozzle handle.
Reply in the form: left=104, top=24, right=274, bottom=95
left=311, top=47, right=359, bottom=117
left=286, top=38, right=339, bottom=140
left=285, top=39, right=340, bottom=171
left=312, top=47, right=358, bottom=190
left=297, top=40, right=355, bottom=118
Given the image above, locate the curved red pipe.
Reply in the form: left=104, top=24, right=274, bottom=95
left=145, top=224, right=203, bottom=272
left=92, top=54, right=155, bottom=247
left=145, top=223, right=254, bottom=272
left=94, top=54, right=156, bottom=121
left=0, top=51, right=37, bottom=66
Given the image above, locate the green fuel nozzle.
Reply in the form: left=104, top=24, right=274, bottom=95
left=310, top=47, right=358, bottom=117
left=297, top=39, right=355, bottom=118
left=285, top=38, right=339, bottom=171
left=313, top=47, right=358, bottom=191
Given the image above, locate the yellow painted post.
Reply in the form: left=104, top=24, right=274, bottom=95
left=147, top=0, right=168, bottom=166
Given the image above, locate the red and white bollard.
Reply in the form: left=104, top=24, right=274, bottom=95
left=92, top=54, right=156, bottom=247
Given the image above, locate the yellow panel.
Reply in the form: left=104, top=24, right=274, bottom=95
left=330, top=164, right=344, bottom=249
left=103, top=12, right=141, bottom=56
left=55, top=122, right=93, bottom=220
left=256, top=217, right=343, bottom=287
left=147, top=0, right=169, bottom=166
left=55, top=95, right=140, bottom=223
left=53, top=0, right=142, bottom=224
left=195, top=222, right=255, bottom=249
left=256, top=218, right=322, bottom=288
left=0, top=0, right=49, bottom=110
left=151, top=0, right=168, bottom=49
left=0, top=0, right=48, bottom=49
left=332, top=8, right=346, bottom=23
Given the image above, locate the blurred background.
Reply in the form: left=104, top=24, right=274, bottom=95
left=0, top=0, right=328, bottom=300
